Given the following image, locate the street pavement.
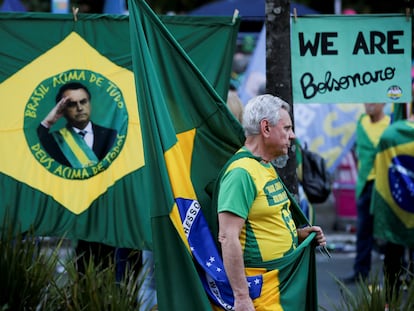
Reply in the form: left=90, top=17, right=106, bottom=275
left=316, top=233, right=384, bottom=310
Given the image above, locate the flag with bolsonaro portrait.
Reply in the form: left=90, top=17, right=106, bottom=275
left=0, top=8, right=240, bottom=251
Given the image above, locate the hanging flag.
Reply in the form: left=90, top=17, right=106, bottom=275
left=0, top=11, right=240, bottom=250
left=372, top=119, right=414, bottom=246
left=129, top=1, right=319, bottom=310
left=127, top=0, right=244, bottom=309
left=162, top=14, right=239, bottom=100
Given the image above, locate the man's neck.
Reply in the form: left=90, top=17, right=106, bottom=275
left=244, top=137, right=272, bottom=163
left=369, top=111, right=385, bottom=123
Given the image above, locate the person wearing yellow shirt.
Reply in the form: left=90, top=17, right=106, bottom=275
left=342, top=103, right=390, bottom=284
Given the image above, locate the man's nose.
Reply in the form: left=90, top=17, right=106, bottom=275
left=76, top=102, right=83, bottom=110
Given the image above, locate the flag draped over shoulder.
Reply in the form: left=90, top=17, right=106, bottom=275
left=372, top=120, right=414, bottom=246
left=0, top=11, right=239, bottom=250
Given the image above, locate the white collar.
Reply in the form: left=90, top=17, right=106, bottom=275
left=73, top=122, right=92, bottom=134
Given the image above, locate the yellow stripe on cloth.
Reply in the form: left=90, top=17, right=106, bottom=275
left=248, top=268, right=282, bottom=311
left=60, top=128, right=92, bottom=166
left=165, top=129, right=197, bottom=253
left=211, top=268, right=283, bottom=311
left=375, top=140, right=414, bottom=228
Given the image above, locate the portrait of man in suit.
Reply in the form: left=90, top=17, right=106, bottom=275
left=37, top=81, right=118, bottom=271
left=37, top=81, right=117, bottom=168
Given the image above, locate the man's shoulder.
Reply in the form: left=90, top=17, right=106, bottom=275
left=37, top=123, right=51, bottom=137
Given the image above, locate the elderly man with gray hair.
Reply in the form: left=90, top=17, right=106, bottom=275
left=214, top=94, right=326, bottom=311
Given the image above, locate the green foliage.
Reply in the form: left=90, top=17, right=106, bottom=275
left=46, top=255, right=143, bottom=311
left=0, top=223, right=144, bottom=310
left=0, top=227, right=59, bottom=311
left=321, top=272, right=414, bottom=311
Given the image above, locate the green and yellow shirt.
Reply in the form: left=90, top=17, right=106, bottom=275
left=356, top=114, right=390, bottom=198
left=218, top=148, right=298, bottom=267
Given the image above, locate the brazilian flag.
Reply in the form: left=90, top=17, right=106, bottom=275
left=0, top=1, right=244, bottom=310
left=0, top=9, right=240, bottom=249
left=129, top=1, right=319, bottom=309
left=372, top=119, right=414, bottom=246
left=127, top=0, right=246, bottom=309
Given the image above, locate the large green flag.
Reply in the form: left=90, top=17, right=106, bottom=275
left=128, top=1, right=321, bottom=310
left=0, top=12, right=237, bottom=100
left=0, top=10, right=240, bottom=251
left=372, top=119, right=414, bottom=246
left=127, top=0, right=245, bottom=309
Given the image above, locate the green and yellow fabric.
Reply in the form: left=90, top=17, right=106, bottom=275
left=372, top=119, right=414, bottom=246
left=355, top=113, right=390, bottom=198
left=53, top=127, right=99, bottom=167
left=211, top=148, right=317, bottom=310
left=128, top=0, right=245, bottom=309
left=0, top=3, right=240, bottom=248
left=0, top=1, right=243, bottom=309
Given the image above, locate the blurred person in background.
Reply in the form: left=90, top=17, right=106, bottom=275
left=215, top=94, right=326, bottom=310
left=371, top=103, right=414, bottom=300
left=226, top=87, right=244, bottom=123
left=341, top=103, right=390, bottom=284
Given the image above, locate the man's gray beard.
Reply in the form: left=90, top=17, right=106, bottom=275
left=272, top=154, right=289, bottom=168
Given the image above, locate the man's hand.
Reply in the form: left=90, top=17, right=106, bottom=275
left=298, top=225, right=326, bottom=246
left=41, top=96, right=68, bottom=128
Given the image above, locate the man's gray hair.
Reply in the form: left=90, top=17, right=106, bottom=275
left=242, top=94, right=290, bottom=137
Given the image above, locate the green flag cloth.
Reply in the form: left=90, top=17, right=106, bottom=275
left=127, top=0, right=245, bottom=309
left=0, top=10, right=240, bottom=250
left=0, top=12, right=237, bottom=100
left=372, top=119, right=414, bottom=246
left=355, top=113, right=392, bottom=198
left=128, top=1, right=320, bottom=307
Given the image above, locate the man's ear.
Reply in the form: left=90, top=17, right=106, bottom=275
left=260, top=119, right=270, bottom=136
